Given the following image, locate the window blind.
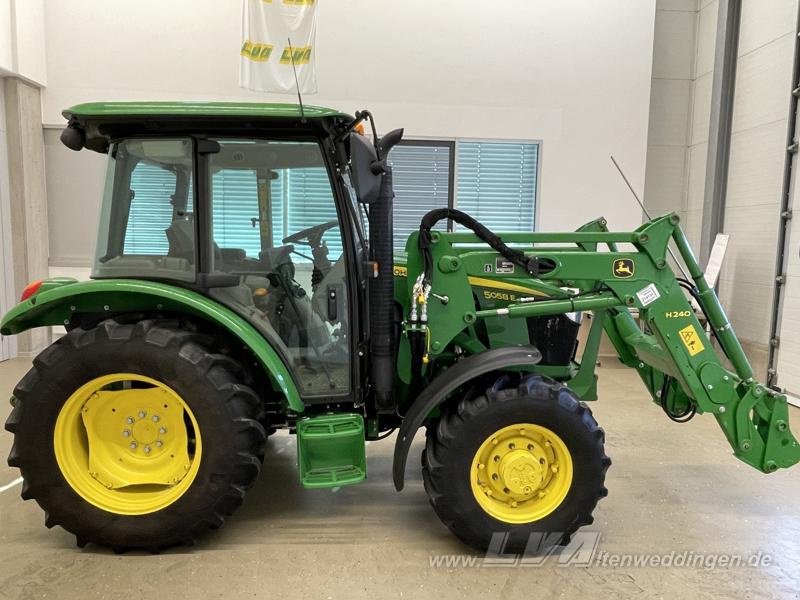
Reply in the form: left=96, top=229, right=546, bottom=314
left=211, top=167, right=339, bottom=260
left=123, top=162, right=176, bottom=255
left=455, top=142, right=538, bottom=232
left=211, top=170, right=289, bottom=256
left=286, top=167, right=341, bottom=259
left=388, top=144, right=452, bottom=252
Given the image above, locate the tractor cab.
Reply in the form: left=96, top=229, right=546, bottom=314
left=63, top=102, right=395, bottom=402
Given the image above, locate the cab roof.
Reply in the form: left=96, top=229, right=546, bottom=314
left=62, top=102, right=354, bottom=153
left=63, top=101, right=351, bottom=120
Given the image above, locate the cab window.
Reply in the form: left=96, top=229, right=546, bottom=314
left=93, top=138, right=195, bottom=282
left=207, top=139, right=351, bottom=398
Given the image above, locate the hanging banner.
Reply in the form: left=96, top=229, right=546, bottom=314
left=239, top=0, right=318, bottom=94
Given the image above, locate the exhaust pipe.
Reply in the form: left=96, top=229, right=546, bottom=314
left=369, top=129, right=403, bottom=411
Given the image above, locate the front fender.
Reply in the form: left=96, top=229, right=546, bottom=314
left=392, top=345, right=542, bottom=491
left=0, top=278, right=303, bottom=412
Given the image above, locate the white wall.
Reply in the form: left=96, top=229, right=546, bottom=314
left=0, top=1, right=13, bottom=73
left=0, top=0, right=47, bottom=84
left=644, top=0, right=799, bottom=377
left=644, top=0, right=697, bottom=242
left=716, top=0, right=797, bottom=357
left=0, top=80, right=18, bottom=359
left=41, top=0, right=656, bottom=247
left=44, top=127, right=106, bottom=265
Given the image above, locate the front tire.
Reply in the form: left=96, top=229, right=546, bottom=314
left=422, top=374, right=610, bottom=554
left=5, top=318, right=266, bottom=551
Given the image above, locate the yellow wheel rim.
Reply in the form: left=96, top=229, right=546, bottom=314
left=53, top=373, right=202, bottom=515
left=470, top=423, right=573, bottom=524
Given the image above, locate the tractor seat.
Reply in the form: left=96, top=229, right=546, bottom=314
left=165, top=218, right=196, bottom=263
left=166, top=216, right=225, bottom=264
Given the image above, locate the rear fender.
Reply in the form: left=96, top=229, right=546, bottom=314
left=0, top=278, right=303, bottom=412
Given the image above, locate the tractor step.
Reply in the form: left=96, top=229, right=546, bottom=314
left=296, top=413, right=366, bottom=488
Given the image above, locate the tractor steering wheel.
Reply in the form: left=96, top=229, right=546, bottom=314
left=282, top=220, right=339, bottom=247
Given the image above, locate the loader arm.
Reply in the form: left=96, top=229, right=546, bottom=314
left=402, top=212, right=800, bottom=474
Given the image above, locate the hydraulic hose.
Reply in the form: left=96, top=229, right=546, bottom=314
left=417, top=208, right=541, bottom=287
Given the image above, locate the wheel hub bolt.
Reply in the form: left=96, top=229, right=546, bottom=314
left=126, top=417, right=134, bottom=424
left=143, top=445, right=151, bottom=454
left=138, top=410, right=147, bottom=418
left=155, top=440, right=163, bottom=448
left=159, top=427, right=167, bottom=434
left=152, top=415, right=160, bottom=423
left=129, top=442, right=138, bottom=450
left=122, top=429, right=131, bottom=437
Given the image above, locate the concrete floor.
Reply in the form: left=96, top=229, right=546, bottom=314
left=0, top=357, right=798, bottom=600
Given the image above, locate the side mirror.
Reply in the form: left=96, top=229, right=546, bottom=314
left=378, top=128, right=404, bottom=157
left=349, top=128, right=404, bottom=204
left=349, top=132, right=382, bottom=204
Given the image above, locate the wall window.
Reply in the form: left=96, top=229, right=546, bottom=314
left=455, top=142, right=538, bottom=232
left=388, top=141, right=454, bottom=252
left=388, top=139, right=539, bottom=251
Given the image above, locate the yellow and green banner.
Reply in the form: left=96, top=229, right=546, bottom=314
left=239, top=0, right=317, bottom=93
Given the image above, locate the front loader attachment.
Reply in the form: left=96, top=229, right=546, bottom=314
left=402, top=212, right=800, bottom=474
left=602, top=218, right=800, bottom=473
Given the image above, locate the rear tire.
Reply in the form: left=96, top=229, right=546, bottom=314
left=422, top=374, right=610, bottom=554
left=5, top=318, right=266, bottom=551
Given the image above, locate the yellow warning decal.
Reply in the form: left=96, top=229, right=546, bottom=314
left=678, top=324, right=705, bottom=356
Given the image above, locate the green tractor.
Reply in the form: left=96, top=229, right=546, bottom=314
left=3, top=102, right=799, bottom=553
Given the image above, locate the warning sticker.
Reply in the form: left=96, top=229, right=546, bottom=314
left=636, top=283, right=660, bottom=307
left=495, top=257, right=515, bottom=274
left=678, top=324, right=705, bottom=356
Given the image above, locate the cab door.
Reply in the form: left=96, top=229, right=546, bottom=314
left=202, top=138, right=353, bottom=400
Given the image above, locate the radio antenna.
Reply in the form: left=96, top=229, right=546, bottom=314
left=287, top=37, right=306, bottom=123
left=610, top=155, right=691, bottom=281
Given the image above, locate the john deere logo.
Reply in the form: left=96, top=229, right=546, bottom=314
left=613, top=258, right=635, bottom=278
